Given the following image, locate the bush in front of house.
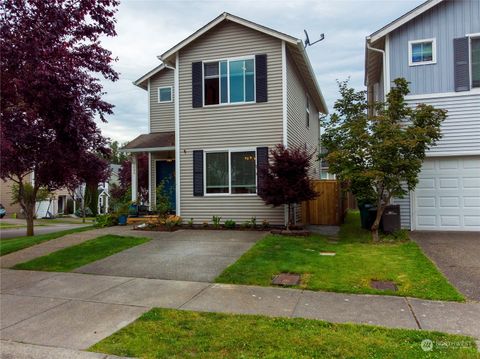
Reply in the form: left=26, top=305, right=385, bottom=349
left=95, top=213, right=118, bottom=227
left=224, top=219, right=236, bottom=229
left=75, top=207, right=93, bottom=218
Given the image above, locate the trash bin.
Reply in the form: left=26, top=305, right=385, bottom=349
left=381, top=205, right=401, bottom=234
left=367, top=207, right=377, bottom=230
left=359, top=203, right=376, bottom=229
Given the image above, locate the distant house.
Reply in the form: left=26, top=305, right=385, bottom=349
left=365, top=0, right=480, bottom=231
left=121, top=12, right=328, bottom=225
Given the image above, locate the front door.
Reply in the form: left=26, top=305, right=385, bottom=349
left=156, top=160, right=176, bottom=213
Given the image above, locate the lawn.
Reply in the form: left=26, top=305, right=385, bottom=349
left=0, top=226, right=94, bottom=256
left=216, top=212, right=463, bottom=301
left=0, top=222, right=25, bottom=229
left=13, top=235, right=150, bottom=271
left=36, top=217, right=96, bottom=225
left=90, top=308, right=479, bottom=359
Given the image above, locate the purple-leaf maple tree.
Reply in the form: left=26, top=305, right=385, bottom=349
left=0, top=0, right=119, bottom=235
left=259, top=144, right=317, bottom=230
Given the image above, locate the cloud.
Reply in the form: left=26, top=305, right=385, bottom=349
left=97, top=0, right=425, bottom=142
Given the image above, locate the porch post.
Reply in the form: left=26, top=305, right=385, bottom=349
left=131, top=154, right=138, bottom=202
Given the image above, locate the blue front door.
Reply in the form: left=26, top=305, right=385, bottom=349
left=156, top=161, right=176, bottom=212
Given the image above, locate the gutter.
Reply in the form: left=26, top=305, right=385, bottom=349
left=366, top=38, right=388, bottom=101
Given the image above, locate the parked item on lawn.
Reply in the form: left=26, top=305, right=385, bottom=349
left=0, top=204, right=6, bottom=218
left=358, top=203, right=376, bottom=230
left=381, top=205, right=401, bottom=234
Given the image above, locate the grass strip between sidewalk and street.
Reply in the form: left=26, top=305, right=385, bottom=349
left=89, top=308, right=479, bottom=359
left=215, top=212, right=464, bottom=301
left=12, top=235, right=150, bottom=271
left=0, top=226, right=95, bottom=256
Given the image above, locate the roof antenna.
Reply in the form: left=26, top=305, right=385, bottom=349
left=304, top=30, right=325, bottom=48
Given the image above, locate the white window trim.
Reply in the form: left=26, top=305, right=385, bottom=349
left=158, top=86, right=173, bottom=103
left=469, top=35, right=480, bottom=89
left=202, top=56, right=256, bottom=107
left=408, top=38, right=437, bottom=66
left=203, top=147, right=258, bottom=197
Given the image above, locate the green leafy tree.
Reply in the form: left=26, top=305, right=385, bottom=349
left=109, top=140, right=128, bottom=165
left=321, top=78, right=446, bottom=241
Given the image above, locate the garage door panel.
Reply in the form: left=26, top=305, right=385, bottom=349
left=414, top=156, right=480, bottom=231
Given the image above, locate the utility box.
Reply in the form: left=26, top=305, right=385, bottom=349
left=381, top=205, right=401, bottom=234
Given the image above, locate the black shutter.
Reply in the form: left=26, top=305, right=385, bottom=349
left=193, top=150, right=204, bottom=196
left=192, top=62, right=203, bottom=107
left=256, top=147, right=268, bottom=195
left=255, top=54, right=268, bottom=102
left=454, top=37, right=470, bottom=92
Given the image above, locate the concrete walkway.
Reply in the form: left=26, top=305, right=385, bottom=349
left=411, top=231, right=480, bottom=301
left=1, top=269, right=479, bottom=356
left=0, top=226, right=154, bottom=268
left=0, top=223, right=90, bottom=240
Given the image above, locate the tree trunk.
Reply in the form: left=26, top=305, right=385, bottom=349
left=25, top=209, right=35, bottom=236
left=81, top=196, right=86, bottom=223
left=371, top=205, right=386, bottom=242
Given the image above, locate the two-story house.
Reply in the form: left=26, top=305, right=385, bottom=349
left=365, top=0, right=480, bottom=231
left=121, top=13, right=328, bottom=225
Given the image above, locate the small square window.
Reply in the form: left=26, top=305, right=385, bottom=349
left=409, top=39, right=436, bottom=66
left=158, top=87, right=172, bottom=102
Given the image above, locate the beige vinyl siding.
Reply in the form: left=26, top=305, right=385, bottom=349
left=286, top=51, right=321, bottom=224
left=286, top=50, right=320, bottom=175
left=0, top=178, right=22, bottom=216
left=178, top=20, right=284, bottom=225
left=150, top=69, right=175, bottom=133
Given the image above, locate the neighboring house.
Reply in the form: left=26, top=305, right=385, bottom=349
left=365, top=0, right=480, bottom=231
left=0, top=175, right=72, bottom=218
left=122, top=12, right=328, bottom=225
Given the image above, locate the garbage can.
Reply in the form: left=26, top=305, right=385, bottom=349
left=367, top=207, right=377, bottom=230
left=359, top=203, right=376, bottom=229
left=381, top=205, right=401, bottom=234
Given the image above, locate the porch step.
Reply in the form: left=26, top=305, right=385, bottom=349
left=127, top=215, right=160, bottom=225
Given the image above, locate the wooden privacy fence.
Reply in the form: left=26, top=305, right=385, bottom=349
left=302, top=180, right=355, bottom=226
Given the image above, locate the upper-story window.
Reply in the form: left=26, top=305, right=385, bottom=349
left=471, top=37, right=480, bottom=88
left=158, top=86, right=172, bottom=103
left=408, top=38, right=436, bottom=66
left=204, top=57, right=255, bottom=106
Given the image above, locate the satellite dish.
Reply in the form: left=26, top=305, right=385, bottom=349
left=304, top=30, right=325, bottom=48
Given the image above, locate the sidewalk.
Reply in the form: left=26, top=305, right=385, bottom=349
left=1, top=268, right=479, bottom=354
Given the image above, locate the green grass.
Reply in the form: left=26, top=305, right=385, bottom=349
left=90, top=308, right=479, bottom=359
left=36, top=217, right=96, bottom=225
left=13, top=235, right=150, bottom=271
left=0, top=226, right=95, bottom=256
left=216, top=212, right=464, bottom=301
left=0, top=222, right=25, bottom=229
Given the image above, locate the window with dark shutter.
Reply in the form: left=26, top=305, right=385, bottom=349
left=255, top=54, right=267, bottom=102
left=454, top=37, right=470, bottom=92
left=192, top=62, right=203, bottom=107
left=193, top=150, right=204, bottom=196
left=256, top=147, right=269, bottom=195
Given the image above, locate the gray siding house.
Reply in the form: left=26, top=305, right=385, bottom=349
left=122, top=13, right=327, bottom=225
left=365, top=0, right=480, bottom=231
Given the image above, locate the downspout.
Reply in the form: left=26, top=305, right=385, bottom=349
left=366, top=39, right=388, bottom=101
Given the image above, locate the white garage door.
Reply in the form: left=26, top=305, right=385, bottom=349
left=413, top=156, right=480, bottom=231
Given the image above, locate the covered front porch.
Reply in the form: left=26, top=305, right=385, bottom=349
left=120, top=131, right=176, bottom=213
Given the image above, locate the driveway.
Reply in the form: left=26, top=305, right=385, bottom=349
left=74, top=229, right=263, bottom=282
left=410, top=231, right=480, bottom=301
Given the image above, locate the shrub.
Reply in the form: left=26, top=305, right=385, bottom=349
left=95, top=213, right=118, bottom=227
left=187, top=218, right=194, bottom=227
left=250, top=216, right=257, bottom=228
left=202, top=221, right=209, bottom=228
left=212, top=215, right=221, bottom=228
left=241, top=220, right=251, bottom=229
left=262, top=219, right=270, bottom=229
left=165, top=215, right=182, bottom=227
left=224, top=219, right=236, bottom=229
left=75, top=207, right=93, bottom=217
left=156, top=181, right=171, bottom=216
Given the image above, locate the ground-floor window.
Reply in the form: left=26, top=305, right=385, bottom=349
left=205, top=149, right=256, bottom=195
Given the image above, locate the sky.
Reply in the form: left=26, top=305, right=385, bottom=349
left=97, top=0, right=425, bottom=143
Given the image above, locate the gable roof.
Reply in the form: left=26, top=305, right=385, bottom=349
left=134, top=12, right=327, bottom=113
left=365, top=0, right=444, bottom=86
left=368, top=0, right=444, bottom=43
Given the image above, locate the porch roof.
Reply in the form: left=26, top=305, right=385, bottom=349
left=120, top=131, right=175, bottom=153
